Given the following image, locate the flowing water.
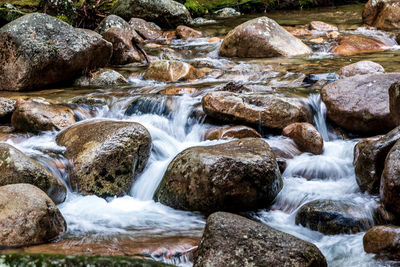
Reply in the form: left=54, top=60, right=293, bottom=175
left=2, top=3, right=400, bottom=266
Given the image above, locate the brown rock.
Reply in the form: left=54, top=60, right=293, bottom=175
left=220, top=17, right=312, bottom=58
left=309, top=37, right=325, bottom=44
left=321, top=73, right=400, bottom=133
left=129, top=18, right=163, bottom=40
left=176, top=25, right=202, bottom=39
left=332, top=35, right=391, bottom=56
left=204, top=125, right=261, bottom=140
left=337, top=61, right=385, bottom=77
left=159, top=87, right=198, bottom=95
left=11, top=98, right=76, bottom=133
left=194, top=212, right=327, bottom=267
left=364, top=225, right=400, bottom=259
left=102, top=27, right=144, bottom=65
left=363, top=0, right=400, bottom=30
left=282, top=26, right=312, bottom=36
left=309, top=21, right=338, bottom=31
left=326, top=30, right=340, bottom=39
left=282, top=122, right=323, bottom=155
left=144, top=60, right=204, bottom=82
left=389, top=81, right=400, bottom=125
left=207, top=37, right=221, bottom=42
left=162, top=31, right=177, bottom=39
left=381, top=139, right=400, bottom=215
left=0, top=184, right=66, bottom=248
left=154, top=138, right=282, bottom=214
left=56, top=119, right=151, bottom=198
left=202, top=91, right=312, bottom=130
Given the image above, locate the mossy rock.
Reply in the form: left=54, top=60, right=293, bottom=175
left=0, top=254, right=174, bottom=266
left=0, top=3, right=25, bottom=26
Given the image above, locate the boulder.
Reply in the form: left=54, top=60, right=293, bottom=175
left=282, top=122, right=323, bottom=155
left=321, top=73, right=400, bottom=133
left=102, top=27, right=144, bottom=65
left=309, top=21, right=338, bottom=31
left=56, top=119, right=151, bottom=198
left=213, top=7, right=240, bottom=18
left=219, top=17, right=312, bottom=58
left=176, top=25, right=202, bottom=39
left=193, top=212, right=327, bottom=267
left=129, top=18, right=163, bottom=40
left=363, top=0, right=400, bottom=30
left=11, top=98, right=76, bottom=133
left=295, top=200, right=373, bottom=235
left=389, top=81, right=400, bottom=125
left=380, top=139, right=400, bottom=215
left=0, top=184, right=66, bottom=248
left=0, top=13, right=112, bottom=91
left=202, top=91, right=312, bottom=130
left=143, top=60, right=204, bottom=82
left=363, top=225, right=400, bottom=259
left=354, top=126, right=400, bottom=194
left=0, top=143, right=66, bottom=204
left=331, top=35, right=391, bottom=56
left=204, top=125, right=261, bottom=140
left=337, top=61, right=385, bottom=77
left=154, top=138, right=282, bottom=214
left=73, top=69, right=128, bottom=87
left=95, top=14, right=132, bottom=35
left=0, top=97, right=16, bottom=121
left=112, top=0, right=192, bottom=28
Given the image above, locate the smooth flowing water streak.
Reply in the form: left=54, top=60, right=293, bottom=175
left=308, top=94, right=330, bottom=141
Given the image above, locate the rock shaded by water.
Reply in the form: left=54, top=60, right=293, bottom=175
left=282, top=122, right=323, bottom=155
left=363, top=0, right=400, bottom=30
left=0, top=13, right=112, bottom=91
left=321, top=73, right=400, bottom=133
left=11, top=98, right=76, bottom=133
left=202, top=91, right=311, bottom=130
left=295, top=200, right=372, bottom=235
left=111, top=0, right=192, bottom=28
left=144, top=60, right=204, bottom=82
left=363, top=225, right=400, bottom=260
left=0, top=143, right=66, bottom=204
left=204, top=125, right=261, bottom=140
left=219, top=16, right=312, bottom=58
left=337, top=61, right=385, bottom=77
left=154, top=138, right=282, bottom=214
left=0, top=184, right=66, bottom=248
left=354, top=126, right=400, bottom=194
left=56, top=119, right=151, bottom=198
left=193, top=212, right=327, bottom=267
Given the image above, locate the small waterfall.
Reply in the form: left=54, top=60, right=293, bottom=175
left=308, top=94, right=330, bottom=141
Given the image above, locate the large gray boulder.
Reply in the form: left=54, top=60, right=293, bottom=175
left=111, top=0, right=192, bottom=28
left=321, top=73, right=400, bottom=133
left=0, top=184, right=66, bottom=248
left=0, top=13, right=112, bottom=91
left=0, top=143, right=66, bottom=204
left=154, top=138, right=282, bottom=214
left=56, top=119, right=151, bottom=198
left=194, top=212, right=327, bottom=267
left=220, top=17, right=312, bottom=58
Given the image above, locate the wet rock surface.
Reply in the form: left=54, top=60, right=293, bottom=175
left=219, top=16, right=312, bottom=58
left=331, top=35, right=391, bottom=56
left=282, top=122, right=323, bottom=155
left=154, top=138, right=282, bottom=214
left=73, top=69, right=128, bottom=87
left=0, top=13, right=112, bottom=91
left=194, top=212, right=327, bottom=267
left=337, top=61, right=385, bottom=77
left=204, top=125, right=261, bottom=140
left=295, top=200, right=373, bottom=235
left=144, top=60, right=204, bottom=82
left=129, top=18, right=163, bottom=40
left=363, top=225, right=400, bottom=259
left=389, top=81, right=400, bottom=125
left=176, top=25, right=202, bottom=39
left=363, top=0, right=400, bottom=30
left=321, top=73, right=400, bottom=133
left=56, top=119, right=152, bottom=198
left=0, top=184, right=66, bottom=248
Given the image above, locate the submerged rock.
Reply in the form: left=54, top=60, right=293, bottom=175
left=219, top=17, right=312, bottom=58
left=112, top=0, right=192, bottom=28
left=363, top=0, right=400, bottom=30
left=73, top=69, right=128, bottom=87
left=202, top=91, right=312, bottom=130
left=0, top=184, right=66, bottom=248
left=331, top=35, right=391, bottom=56
left=144, top=60, right=204, bottom=82
left=154, top=138, right=282, bottom=214
left=204, top=125, right=261, bottom=140
left=337, top=61, right=385, bottom=77
left=354, top=126, right=400, bottom=194
left=194, top=212, right=327, bottom=266
left=295, top=200, right=373, bottom=235
left=282, top=122, right=323, bottom=155
left=363, top=225, right=400, bottom=259
left=11, top=98, right=76, bottom=133
left=0, top=13, right=112, bottom=91
left=0, top=143, right=66, bottom=204
left=381, top=139, right=400, bottom=216
left=56, top=119, right=151, bottom=198
left=321, top=73, right=400, bottom=133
